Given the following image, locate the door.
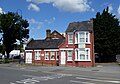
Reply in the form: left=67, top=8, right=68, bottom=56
left=26, top=52, right=32, bottom=64
left=61, top=50, right=66, bottom=64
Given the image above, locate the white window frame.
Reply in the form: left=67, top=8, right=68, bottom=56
left=75, top=31, right=90, bottom=44
left=35, top=51, right=40, bottom=60
left=50, top=51, right=55, bottom=60
left=45, top=51, right=49, bottom=60
left=67, top=50, right=72, bottom=61
left=75, top=32, right=78, bottom=44
left=75, top=48, right=91, bottom=61
left=68, top=33, right=73, bottom=44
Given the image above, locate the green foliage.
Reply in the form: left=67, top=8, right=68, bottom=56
left=93, top=7, right=120, bottom=60
left=0, top=12, right=29, bottom=58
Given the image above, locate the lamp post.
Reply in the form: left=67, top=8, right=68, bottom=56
left=16, top=9, right=22, bottom=64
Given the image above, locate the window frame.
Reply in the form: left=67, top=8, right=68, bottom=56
left=75, top=48, right=91, bottom=61
left=75, top=31, right=90, bottom=44
left=35, top=51, right=41, bottom=60
left=68, top=33, right=73, bottom=44
left=67, top=50, right=72, bottom=61
left=45, top=51, right=49, bottom=60
left=50, top=51, right=55, bottom=60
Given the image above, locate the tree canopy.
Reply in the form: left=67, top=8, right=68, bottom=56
left=93, top=7, right=120, bottom=62
left=0, top=12, right=29, bottom=58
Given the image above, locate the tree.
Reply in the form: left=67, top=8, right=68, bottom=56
left=93, top=7, right=120, bottom=62
left=0, top=12, right=29, bottom=58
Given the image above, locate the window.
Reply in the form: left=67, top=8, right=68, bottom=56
left=56, top=51, right=59, bottom=60
left=50, top=52, right=55, bottom=60
left=45, top=51, right=49, bottom=60
left=75, top=33, right=78, bottom=43
left=75, top=48, right=90, bottom=61
left=86, top=49, right=89, bottom=60
left=76, top=50, right=78, bottom=60
left=68, top=33, right=73, bottom=44
left=35, top=51, right=40, bottom=60
left=75, top=32, right=90, bottom=43
left=86, top=32, right=89, bottom=42
left=67, top=50, right=72, bottom=61
left=79, top=32, right=85, bottom=42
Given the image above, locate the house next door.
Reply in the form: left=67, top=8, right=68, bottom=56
left=61, top=50, right=66, bottom=64
left=25, top=52, right=32, bottom=64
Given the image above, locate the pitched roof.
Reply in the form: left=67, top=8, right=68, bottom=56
left=65, top=20, right=93, bottom=32
left=25, top=38, right=65, bottom=50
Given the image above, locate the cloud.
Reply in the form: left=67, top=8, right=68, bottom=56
left=0, top=7, right=4, bottom=13
left=108, top=4, right=113, bottom=13
left=44, top=17, right=56, bottom=24
left=26, top=0, right=94, bottom=13
left=118, top=5, right=120, bottom=15
left=28, top=18, right=43, bottom=29
left=117, top=5, right=120, bottom=19
left=28, top=3, right=40, bottom=12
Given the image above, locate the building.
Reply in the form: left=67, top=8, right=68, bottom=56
left=25, top=19, right=95, bottom=67
left=25, top=30, right=65, bottom=64
left=59, top=20, right=95, bottom=67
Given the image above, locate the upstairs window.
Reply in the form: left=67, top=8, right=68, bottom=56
left=79, top=32, right=85, bottom=42
left=68, top=33, right=73, bottom=44
left=75, top=32, right=90, bottom=43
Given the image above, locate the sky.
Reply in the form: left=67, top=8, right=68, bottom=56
left=0, top=0, right=120, bottom=39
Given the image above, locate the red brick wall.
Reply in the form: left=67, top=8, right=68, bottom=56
left=31, top=50, right=57, bottom=65
left=59, top=31, right=95, bottom=67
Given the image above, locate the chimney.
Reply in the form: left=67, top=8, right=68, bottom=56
left=46, top=29, right=51, bottom=39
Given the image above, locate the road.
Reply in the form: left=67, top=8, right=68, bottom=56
left=0, top=64, right=120, bottom=84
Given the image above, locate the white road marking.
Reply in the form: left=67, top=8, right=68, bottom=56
left=10, top=74, right=64, bottom=84
left=70, top=80, right=95, bottom=84
left=76, top=77, right=120, bottom=83
left=10, top=82, right=16, bottom=84
left=16, top=78, right=40, bottom=84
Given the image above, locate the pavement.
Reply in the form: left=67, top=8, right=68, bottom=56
left=0, top=62, right=120, bottom=80
left=0, top=62, right=120, bottom=74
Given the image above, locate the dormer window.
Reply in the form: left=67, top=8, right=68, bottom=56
left=68, top=33, right=73, bottom=44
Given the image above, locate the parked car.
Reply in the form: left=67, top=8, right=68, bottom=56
left=116, top=54, right=120, bottom=63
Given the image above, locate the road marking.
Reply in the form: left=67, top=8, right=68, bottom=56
left=10, top=82, right=16, bottom=84
left=10, top=74, right=65, bottom=84
left=16, top=78, right=40, bottom=84
left=76, top=77, right=120, bottom=83
left=70, top=80, right=95, bottom=84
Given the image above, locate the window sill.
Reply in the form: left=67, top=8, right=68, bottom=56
left=75, top=42, right=91, bottom=44
left=67, top=60, right=73, bottom=61
left=68, top=43, right=73, bottom=44
left=35, top=59, right=41, bottom=60
left=74, top=59, right=91, bottom=61
left=45, top=59, right=49, bottom=60
left=50, top=59, right=55, bottom=60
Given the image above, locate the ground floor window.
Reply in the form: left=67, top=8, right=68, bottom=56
left=45, top=51, right=49, bottom=60
left=50, top=51, right=55, bottom=60
left=56, top=51, right=59, bottom=60
left=35, top=51, right=40, bottom=60
left=67, top=50, right=72, bottom=61
left=75, top=48, right=90, bottom=61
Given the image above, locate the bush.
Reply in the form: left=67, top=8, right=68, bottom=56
left=3, top=58, right=10, bottom=63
